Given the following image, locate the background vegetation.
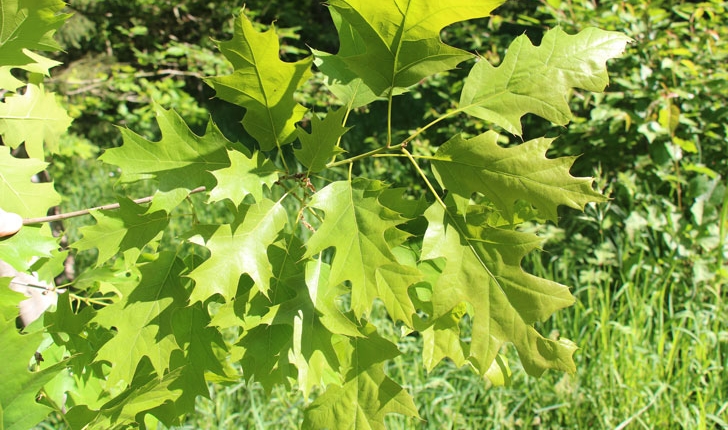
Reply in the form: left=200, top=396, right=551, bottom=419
left=36, top=0, right=728, bottom=428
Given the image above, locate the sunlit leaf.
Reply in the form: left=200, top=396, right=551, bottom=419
left=0, top=146, right=61, bottom=217
left=432, top=130, right=605, bottom=222
left=205, top=13, right=312, bottom=150
left=188, top=198, right=288, bottom=302
left=317, top=0, right=506, bottom=98
left=421, top=201, right=577, bottom=375
left=303, top=179, right=416, bottom=319
left=0, top=0, right=70, bottom=66
left=0, top=84, right=72, bottom=158
left=100, top=104, right=235, bottom=192
left=460, top=27, right=631, bottom=135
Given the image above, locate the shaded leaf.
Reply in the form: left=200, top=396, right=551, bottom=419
left=302, top=325, right=419, bottom=430
left=170, top=304, right=227, bottom=406
left=78, top=367, right=185, bottom=429
left=237, top=324, right=296, bottom=392
left=311, top=9, right=385, bottom=109
left=0, top=49, right=61, bottom=91
left=267, top=236, right=346, bottom=397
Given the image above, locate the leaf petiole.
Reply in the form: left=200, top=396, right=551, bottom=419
left=401, top=147, right=447, bottom=210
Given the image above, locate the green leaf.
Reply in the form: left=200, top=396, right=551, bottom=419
left=188, top=198, right=288, bottom=303
left=103, top=368, right=184, bottom=428
left=311, top=11, right=385, bottom=109
left=91, top=253, right=189, bottom=388
left=0, top=313, right=65, bottom=430
left=0, top=146, right=61, bottom=217
left=267, top=236, right=347, bottom=397
left=302, top=325, right=419, bottom=430
left=432, top=131, right=605, bottom=222
left=0, top=226, right=58, bottom=272
left=72, top=198, right=169, bottom=267
left=304, top=258, right=362, bottom=338
left=421, top=201, right=577, bottom=376
left=0, top=278, right=25, bottom=320
left=0, top=84, right=72, bottom=158
left=209, top=149, right=279, bottom=206
left=460, top=27, right=631, bottom=135
left=294, top=108, right=349, bottom=173
left=100, top=104, right=235, bottom=192
left=237, top=324, right=296, bottom=392
left=303, top=178, right=416, bottom=319
left=170, top=304, right=228, bottom=407
left=0, top=0, right=70, bottom=66
left=0, top=49, right=61, bottom=91
left=318, top=0, right=505, bottom=97
left=78, top=367, right=185, bottom=429
left=375, top=263, right=422, bottom=327
left=417, top=302, right=469, bottom=371
left=205, top=13, right=312, bottom=150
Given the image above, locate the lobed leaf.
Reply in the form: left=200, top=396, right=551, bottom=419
left=100, top=104, right=235, bottom=192
left=209, top=149, right=279, bottom=206
left=187, top=198, right=288, bottom=302
left=0, top=146, right=60, bottom=217
left=302, top=325, right=419, bottom=430
left=432, top=130, right=606, bottom=222
left=303, top=178, right=418, bottom=320
left=72, top=198, right=169, bottom=267
left=318, top=0, right=506, bottom=99
left=91, top=253, right=189, bottom=387
left=460, top=27, right=632, bottom=135
left=216, top=235, right=346, bottom=396
left=421, top=201, right=577, bottom=376
left=0, top=84, right=72, bottom=158
left=0, top=0, right=70, bottom=66
left=205, top=13, right=312, bottom=150
left=294, top=108, right=349, bottom=173
left=0, top=287, right=66, bottom=430
left=0, top=49, right=62, bottom=91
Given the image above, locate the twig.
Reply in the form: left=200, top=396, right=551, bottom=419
left=22, top=186, right=207, bottom=226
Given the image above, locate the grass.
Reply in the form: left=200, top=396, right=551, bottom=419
left=177, top=199, right=728, bottom=429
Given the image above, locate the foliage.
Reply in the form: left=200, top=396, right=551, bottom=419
left=0, top=1, right=641, bottom=429
left=525, top=0, right=728, bottom=353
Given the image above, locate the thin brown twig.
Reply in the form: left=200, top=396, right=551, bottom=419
left=22, top=186, right=207, bottom=226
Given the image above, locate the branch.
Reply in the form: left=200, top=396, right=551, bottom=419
left=22, top=186, right=207, bottom=226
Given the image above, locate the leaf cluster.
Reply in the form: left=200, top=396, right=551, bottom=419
left=0, top=1, right=631, bottom=428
